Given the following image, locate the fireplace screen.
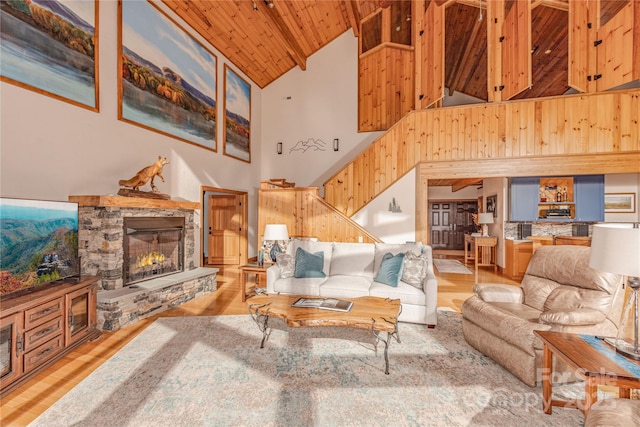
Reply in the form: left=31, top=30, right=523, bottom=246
left=123, top=217, right=184, bottom=286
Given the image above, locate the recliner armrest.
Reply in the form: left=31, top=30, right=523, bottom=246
left=539, top=308, right=606, bottom=326
left=473, top=283, right=523, bottom=303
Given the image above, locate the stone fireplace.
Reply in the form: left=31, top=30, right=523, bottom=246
left=70, top=195, right=217, bottom=331
left=123, top=216, right=185, bottom=286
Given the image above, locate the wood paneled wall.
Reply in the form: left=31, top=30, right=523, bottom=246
left=325, top=88, right=640, bottom=217
left=258, top=187, right=380, bottom=249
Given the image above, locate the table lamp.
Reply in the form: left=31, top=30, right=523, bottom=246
left=589, top=223, right=640, bottom=360
left=263, top=224, right=289, bottom=262
left=478, top=213, right=494, bottom=237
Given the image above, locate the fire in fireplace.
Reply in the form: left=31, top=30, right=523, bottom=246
left=123, top=217, right=184, bottom=286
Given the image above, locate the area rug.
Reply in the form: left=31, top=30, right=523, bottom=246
left=432, top=258, right=473, bottom=274
left=30, top=311, right=587, bottom=427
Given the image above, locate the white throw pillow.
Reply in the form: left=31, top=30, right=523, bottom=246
left=401, top=251, right=428, bottom=289
left=276, top=253, right=295, bottom=278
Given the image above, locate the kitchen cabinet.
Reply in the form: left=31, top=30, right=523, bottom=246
left=510, top=175, right=604, bottom=222
left=510, top=177, right=539, bottom=221
left=574, top=175, right=605, bottom=222
left=505, top=239, right=534, bottom=281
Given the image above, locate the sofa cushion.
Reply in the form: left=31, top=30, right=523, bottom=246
left=272, top=277, right=325, bottom=296
left=374, top=252, right=405, bottom=287
left=330, top=242, right=375, bottom=279
left=402, top=251, right=428, bottom=289
left=291, top=240, right=333, bottom=275
left=370, top=281, right=426, bottom=306
left=294, top=248, right=326, bottom=278
left=374, top=242, right=423, bottom=275
left=276, top=253, right=295, bottom=278
left=319, top=275, right=372, bottom=298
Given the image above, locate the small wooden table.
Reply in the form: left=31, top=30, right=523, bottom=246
left=239, top=263, right=270, bottom=302
left=464, top=234, right=497, bottom=273
left=535, top=330, right=640, bottom=416
left=248, top=294, right=401, bottom=374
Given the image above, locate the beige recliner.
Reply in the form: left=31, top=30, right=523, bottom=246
left=462, top=245, right=624, bottom=387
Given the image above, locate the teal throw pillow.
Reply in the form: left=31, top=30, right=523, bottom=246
left=294, top=247, right=326, bottom=278
left=374, top=252, right=405, bottom=287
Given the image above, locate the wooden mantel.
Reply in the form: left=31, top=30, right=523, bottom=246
left=69, top=195, right=200, bottom=210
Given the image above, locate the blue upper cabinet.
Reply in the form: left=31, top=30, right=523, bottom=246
left=575, top=175, right=605, bottom=222
left=510, top=177, right=539, bottom=221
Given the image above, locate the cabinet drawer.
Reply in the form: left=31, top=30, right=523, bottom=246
left=24, top=316, right=64, bottom=353
left=24, top=297, right=64, bottom=329
left=23, top=335, right=64, bottom=373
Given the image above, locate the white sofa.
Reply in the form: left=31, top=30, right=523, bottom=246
left=266, top=240, right=438, bottom=326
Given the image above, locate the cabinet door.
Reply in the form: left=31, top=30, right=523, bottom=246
left=65, top=285, right=97, bottom=346
left=510, top=177, right=539, bottom=221
left=575, top=175, right=604, bottom=221
left=0, top=313, right=23, bottom=388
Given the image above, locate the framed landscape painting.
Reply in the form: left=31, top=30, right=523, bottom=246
left=223, top=65, right=251, bottom=163
left=0, top=0, right=99, bottom=111
left=604, top=193, right=636, bottom=213
left=119, top=0, right=217, bottom=151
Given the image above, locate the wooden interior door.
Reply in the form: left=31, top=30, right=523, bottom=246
left=430, top=202, right=453, bottom=249
left=208, top=195, right=241, bottom=265
left=430, top=201, right=478, bottom=250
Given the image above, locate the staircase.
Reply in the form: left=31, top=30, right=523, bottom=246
left=259, top=89, right=640, bottom=246
left=324, top=89, right=640, bottom=217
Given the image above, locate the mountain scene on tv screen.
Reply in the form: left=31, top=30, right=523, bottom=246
left=0, top=206, right=78, bottom=295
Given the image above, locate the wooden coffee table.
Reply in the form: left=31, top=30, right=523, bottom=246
left=248, top=294, right=401, bottom=374
left=535, top=330, right=640, bottom=416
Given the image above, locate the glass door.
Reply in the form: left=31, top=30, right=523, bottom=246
left=0, top=313, right=23, bottom=388
left=65, top=287, right=92, bottom=346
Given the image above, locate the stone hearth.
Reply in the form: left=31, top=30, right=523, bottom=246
left=70, top=195, right=218, bottom=331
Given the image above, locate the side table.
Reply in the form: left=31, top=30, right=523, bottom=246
left=464, top=235, right=497, bottom=273
left=534, top=330, right=640, bottom=416
left=239, top=263, right=270, bottom=302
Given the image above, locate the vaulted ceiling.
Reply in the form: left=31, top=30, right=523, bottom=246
left=163, top=0, right=577, bottom=101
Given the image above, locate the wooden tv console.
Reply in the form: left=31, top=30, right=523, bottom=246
left=0, top=276, right=100, bottom=395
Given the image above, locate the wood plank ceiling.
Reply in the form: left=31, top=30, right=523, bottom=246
left=163, top=0, right=379, bottom=89
left=164, top=1, right=574, bottom=99
left=163, top=0, right=589, bottom=190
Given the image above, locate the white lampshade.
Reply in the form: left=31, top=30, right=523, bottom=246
left=263, top=224, right=289, bottom=241
left=589, top=223, right=640, bottom=277
left=478, top=213, right=494, bottom=224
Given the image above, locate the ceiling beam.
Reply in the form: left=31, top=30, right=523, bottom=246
left=343, top=0, right=361, bottom=37
left=451, top=178, right=483, bottom=192
left=531, top=0, right=569, bottom=12
left=258, top=1, right=307, bottom=71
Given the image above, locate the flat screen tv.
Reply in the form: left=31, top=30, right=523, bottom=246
left=0, top=197, right=80, bottom=298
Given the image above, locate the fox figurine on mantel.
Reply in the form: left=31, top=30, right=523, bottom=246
left=118, top=156, right=170, bottom=200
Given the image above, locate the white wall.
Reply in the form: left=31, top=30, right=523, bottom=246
left=352, top=169, right=416, bottom=243
left=0, top=0, right=263, bottom=263
left=605, top=173, right=640, bottom=223
left=481, top=178, right=509, bottom=267
left=261, top=32, right=381, bottom=193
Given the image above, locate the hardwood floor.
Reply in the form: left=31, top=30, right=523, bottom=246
left=0, top=258, right=518, bottom=426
